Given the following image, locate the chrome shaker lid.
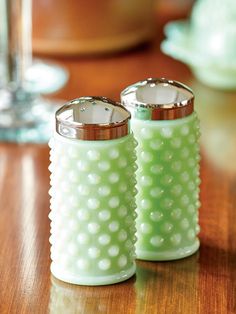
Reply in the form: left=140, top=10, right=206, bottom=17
left=56, top=96, right=131, bottom=140
left=121, top=78, right=194, bottom=120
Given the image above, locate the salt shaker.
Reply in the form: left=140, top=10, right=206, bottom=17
left=49, top=96, right=137, bottom=285
left=121, top=78, right=201, bottom=261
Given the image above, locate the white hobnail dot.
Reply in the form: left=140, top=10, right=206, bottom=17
left=109, top=148, right=119, bottom=159
left=118, top=230, right=128, bottom=242
left=98, top=259, right=111, bottom=271
left=98, top=186, right=111, bottom=197
left=140, top=223, right=152, bottom=234
left=118, top=255, right=127, bottom=268
left=88, top=173, right=101, bottom=185
left=170, top=234, right=182, bottom=246
left=109, top=221, right=120, bottom=232
left=88, top=222, right=100, bottom=234
left=140, top=127, right=153, bottom=139
left=87, top=149, right=100, bottom=161
left=98, top=210, right=111, bottom=221
left=88, top=247, right=100, bottom=259
left=150, top=211, right=163, bottom=222
left=109, top=173, right=120, bottom=183
left=150, top=236, right=164, bottom=247
left=108, top=197, right=120, bottom=208
left=98, top=234, right=111, bottom=246
left=108, top=245, right=120, bottom=257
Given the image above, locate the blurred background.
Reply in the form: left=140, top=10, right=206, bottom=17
left=31, top=0, right=195, bottom=99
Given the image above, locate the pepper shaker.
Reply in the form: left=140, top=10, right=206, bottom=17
left=49, top=96, right=137, bottom=285
left=121, top=78, right=201, bottom=261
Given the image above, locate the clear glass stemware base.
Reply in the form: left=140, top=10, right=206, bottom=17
left=0, top=87, right=61, bottom=143
left=0, top=0, right=66, bottom=143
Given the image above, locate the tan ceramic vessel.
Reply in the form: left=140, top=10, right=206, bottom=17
left=32, top=0, right=155, bottom=55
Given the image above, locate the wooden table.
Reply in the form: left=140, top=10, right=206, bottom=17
left=1, top=7, right=235, bottom=314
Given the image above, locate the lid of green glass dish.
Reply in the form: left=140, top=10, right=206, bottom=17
left=121, top=78, right=194, bottom=120
left=56, top=96, right=131, bottom=140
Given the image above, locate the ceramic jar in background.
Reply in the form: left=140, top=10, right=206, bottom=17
left=121, top=78, right=201, bottom=261
left=49, top=97, right=137, bottom=285
left=33, top=0, right=155, bottom=55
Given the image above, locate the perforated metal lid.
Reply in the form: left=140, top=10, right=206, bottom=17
left=56, top=96, right=131, bottom=140
left=121, top=78, right=194, bottom=120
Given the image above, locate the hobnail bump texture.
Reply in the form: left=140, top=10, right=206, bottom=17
left=132, top=112, right=201, bottom=261
left=49, top=133, right=137, bottom=285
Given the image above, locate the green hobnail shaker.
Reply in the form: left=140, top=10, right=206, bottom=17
left=121, top=78, right=201, bottom=261
left=49, top=96, right=137, bottom=285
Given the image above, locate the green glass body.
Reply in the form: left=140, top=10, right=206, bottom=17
left=49, top=133, right=137, bottom=285
left=131, top=112, right=201, bottom=261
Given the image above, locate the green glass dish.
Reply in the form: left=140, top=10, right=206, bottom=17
left=161, top=0, right=236, bottom=90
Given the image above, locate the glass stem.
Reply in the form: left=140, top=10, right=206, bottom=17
left=3, top=0, right=32, bottom=89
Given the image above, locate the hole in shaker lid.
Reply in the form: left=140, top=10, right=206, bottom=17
left=55, top=96, right=131, bottom=140
left=57, top=97, right=130, bottom=125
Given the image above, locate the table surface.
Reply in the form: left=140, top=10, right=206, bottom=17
left=1, top=6, right=236, bottom=314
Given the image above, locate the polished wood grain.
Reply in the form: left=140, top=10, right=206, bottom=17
left=1, top=4, right=236, bottom=314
